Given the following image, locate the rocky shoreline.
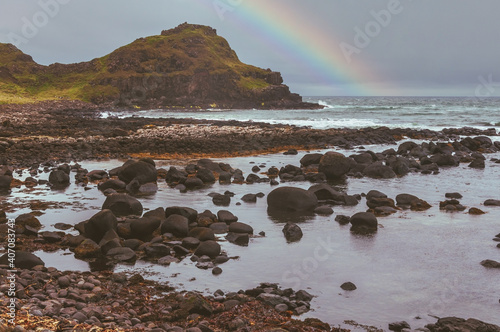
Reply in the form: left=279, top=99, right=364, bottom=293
left=1, top=101, right=500, bottom=331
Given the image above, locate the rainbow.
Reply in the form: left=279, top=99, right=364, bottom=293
left=195, top=0, right=396, bottom=96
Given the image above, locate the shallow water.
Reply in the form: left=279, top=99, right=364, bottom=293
left=3, top=146, right=500, bottom=330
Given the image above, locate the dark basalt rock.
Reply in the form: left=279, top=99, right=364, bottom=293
left=0, top=251, right=44, bottom=269
left=102, top=193, right=143, bottom=217
left=282, top=223, right=303, bottom=242
left=268, top=186, right=318, bottom=212
left=350, top=212, right=378, bottom=234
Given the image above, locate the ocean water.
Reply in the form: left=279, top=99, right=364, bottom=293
left=103, top=96, right=500, bottom=132
left=3, top=97, right=500, bottom=330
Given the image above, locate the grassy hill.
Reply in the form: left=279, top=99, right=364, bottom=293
left=0, top=23, right=315, bottom=109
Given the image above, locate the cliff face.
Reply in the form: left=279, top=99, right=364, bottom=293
left=0, top=23, right=320, bottom=109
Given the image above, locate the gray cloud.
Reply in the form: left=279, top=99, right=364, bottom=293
left=1, top=0, right=499, bottom=96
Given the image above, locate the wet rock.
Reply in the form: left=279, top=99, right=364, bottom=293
left=282, top=223, right=303, bottom=242
left=335, top=215, right=351, bottom=225
left=165, top=206, right=198, bottom=223
left=123, top=238, right=143, bottom=250
left=212, top=193, right=230, bottom=206
left=350, top=212, right=378, bottom=234
left=106, top=247, right=136, bottom=262
left=82, top=209, right=117, bottom=243
left=102, top=193, right=143, bottom=217
left=15, top=213, right=41, bottom=228
left=185, top=177, right=204, bottom=189
left=225, top=232, right=249, bottom=246
left=182, top=293, right=214, bottom=316
left=144, top=243, right=171, bottom=257
left=388, top=321, right=410, bottom=331
left=300, top=153, right=323, bottom=167
left=318, top=151, right=353, bottom=179
left=0, top=251, right=44, bottom=269
left=480, top=259, right=500, bottom=268
left=161, top=215, right=189, bottom=237
left=212, top=267, right=222, bottom=275
left=484, top=199, right=500, bottom=206
left=217, top=210, right=238, bottom=224
left=267, top=186, right=318, bottom=212
left=366, top=197, right=396, bottom=209
left=429, top=317, right=500, bottom=332
left=158, top=255, right=180, bottom=265
left=469, top=207, right=486, bottom=215
left=118, top=160, right=157, bottom=185
left=218, top=172, right=232, bottom=184
left=340, top=282, right=357, bottom=291
left=469, top=159, right=485, bottom=169
left=228, top=222, right=253, bottom=234
left=194, top=240, right=221, bottom=258
left=366, top=190, right=387, bottom=201
left=75, top=239, right=101, bottom=259
left=182, top=237, right=200, bottom=249
left=241, top=193, right=257, bottom=203
left=41, top=231, right=63, bottom=243
left=196, top=168, right=216, bottom=183
left=430, top=153, right=459, bottom=167
left=445, top=192, right=463, bottom=199
left=189, top=227, right=216, bottom=241
left=314, top=206, right=334, bottom=215
left=396, top=194, right=431, bottom=211
left=363, top=162, right=396, bottom=179
left=0, top=175, right=12, bottom=190
left=252, top=165, right=260, bottom=173
left=48, top=170, right=70, bottom=187
left=165, top=166, right=188, bottom=184
left=209, top=222, right=229, bottom=234
left=284, top=148, right=298, bottom=155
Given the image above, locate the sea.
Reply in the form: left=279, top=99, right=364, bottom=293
left=4, top=96, right=500, bottom=331
left=103, top=96, right=500, bottom=131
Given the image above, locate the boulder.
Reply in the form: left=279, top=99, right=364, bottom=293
left=350, top=212, right=378, bottom=234
left=0, top=251, right=44, bottom=269
left=106, top=247, right=137, bottom=262
left=98, top=179, right=126, bottom=191
left=480, top=259, right=500, bottom=268
left=300, top=153, right=323, bottom=167
left=118, top=160, right=157, bottom=184
left=484, top=199, right=500, bottom=206
left=196, top=168, right=216, bottom=183
left=318, top=152, right=353, bottom=179
left=267, top=186, right=318, bottom=212
left=83, top=209, right=117, bottom=243
left=241, top=194, right=257, bottom=203
left=165, top=206, right=198, bottom=223
left=212, top=194, right=230, bottom=206
left=366, top=190, right=387, bottom=201
left=363, top=162, right=396, bottom=179
left=0, top=175, right=12, bottom=190
left=308, top=184, right=346, bottom=202
left=430, top=153, right=459, bottom=167
left=225, top=232, right=249, bottom=246
left=396, top=193, right=432, bottom=211
left=217, top=210, right=238, bottom=224
left=194, top=240, right=221, bottom=258
left=430, top=317, right=500, bottom=332
left=197, top=159, right=223, bottom=173
left=185, top=177, right=204, bottom=189
left=219, top=172, right=232, bottom=184
left=161, top=214, right=189, bottom=237
left=228, top=222, right=253, bottom=234
left=48, top=170, right=70, bottom=187
left=182, top=237, right=200, bottom=249
left=102, top=193, right=143, bottom=217
left=189, top=227, right=216, bottom=241
left=74, top=239, right=101, bottom=258
left=165, top=166, right=187, bottom=183
left=210, top=222, right=229, bottom=234
left=282, top=223, right=303, bottom=242
left=130, top=214, right=162, bottom=241
left=314, top=206, right=334, bottom=215
left=15, top=213, right=41, bottom=228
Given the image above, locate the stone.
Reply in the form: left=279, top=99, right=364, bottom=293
left=98, top=179, right=126, bottom=191
left=158, top=255, right=180, bottom=265
left=161, top=215, right=189, bottom=237
left=182, top=237, right=200, bottom=249
left=83, top=209, right=117, bottom=243
left=102, top=193, right=143, bottom=217
left=189, top=227, right=216, bottom=241
left=209, top=222, right=229, bottom=234
left=300, top=153, right=324, bottom=167
left=185, top=177, right=204, bottom=189
left=165, top=206, right=198, bottom=223
left=282, top=223, right=303, bottom=242
left=106, top=247, right=136, bottom=262
left=212, top=194, right=230, bottom=206
left=318, top=151, right=353, bottom=179
left=480, top=259, right=500, bottom=268
left=340, top=282, right=357, bottom=291
left=469, top=207, right=486, bottom=215
left=335, top=215, right=351, bottom=225
left=217, top=210, right=238, bottom=224
left=0, top=251, right=44, bottom=269
left=363, top=162, right=397, bottom=179
left=228, top=222, right=253, bottom=234
left=194, top=241, right=221, bottom=258
left=430, top=317, right=500, bottom=332
left=225, top=232, right=249, bottom=246
left=388, top=321, right=410, bottom=331
left=314, top=206, right=334, bottom=215
left=484, top=199, right=500, bottom=206
left=241, top=193, right=258, bottom=203
left=267, top=186, right=318, bottom=212
left=196, top=168, right=216, bottom=183
left=15, top=213, right=41, bottom=228
left=48, top=170, right=70, bottom=187
left=212, top=267, right=222, bottom=275
left=118, top=160, right=157, bottom=184
left=350, top=212, right=378, bottom=234
left=74, top=239, right=101, bottom=259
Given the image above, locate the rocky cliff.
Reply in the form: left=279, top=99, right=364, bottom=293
left=0, top=23, right=320, bottom=109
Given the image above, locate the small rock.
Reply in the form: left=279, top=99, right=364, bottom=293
left=340, top=282, right=357, bottom=291
left=388, top=321, right=410, bottom=331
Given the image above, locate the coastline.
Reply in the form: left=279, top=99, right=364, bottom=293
left=1, top=101, right=500, bottom=331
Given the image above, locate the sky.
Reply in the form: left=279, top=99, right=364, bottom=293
left=1, top=0, right=500, bottom=97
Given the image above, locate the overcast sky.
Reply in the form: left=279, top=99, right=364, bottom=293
left=1, top=0, right=500, bottom=96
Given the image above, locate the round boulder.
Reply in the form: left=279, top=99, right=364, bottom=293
left=267, top=187, right=318, bottom=212
left=350, top=212, right=378, bottom=234
left=318, top=152, right=353, bottom=179
left=161, top=214, right=189, bottom=237
left=282, top=223, right=303, bottom=242
left=194, top=240, right=221, bottom=259
left=118, top=160, right=157, bottom=184
left=0, top=251, right=44, bottom=269
left=102, top=193, right=143, bottom=217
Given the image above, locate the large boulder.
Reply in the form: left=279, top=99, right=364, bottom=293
left=196, top=168, right=216, bottom=183
left=300, top=153, right=323, bottom=167
left=130, top=209, right=164, bottom=241
left=318, top=152, right=353, bottom=179
left=102, top=193, right=143, bottom=217
left=228, top=222, right=254, bottom=234
left=161, top=214, right=189, bottom=237
left=267, top=187, right=318, bottom=212
left=15, top=214, right=41, bottom=228
left=194, top=240, right=221, bottom=258
left=98, top=179, right=126, bottom=191
left=429, top=317, right=500, bottom=332
left=0, top=251, right=44, bottom=269
left=307, top=183, right=354, bottom=206
left=396, top=194, right=432, bottom=211
left=197, top=159, right=224, bottom=173
left=83, top=209, right=118, bottom=243
left=363, top=162, right=396, bottom=179
left=189, top=227, right=216, bottom=241
left=350, top=212, right=378, bottom=234
left=430, top=153, right=459, bottom=167
left=48, top=170, right=70, bottom=187
left=74, top=239, right=101, bottom=258
left=165, top=206, right=198, bottom=223
left=118, top=160, right=157, bottom=184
